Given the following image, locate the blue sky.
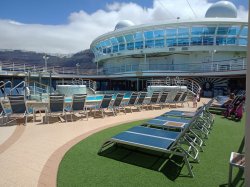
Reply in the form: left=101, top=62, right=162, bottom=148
left=0, top=0, right=248, bottom=24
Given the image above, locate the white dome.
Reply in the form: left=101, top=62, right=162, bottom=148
left=115, top=20, right=134, bottom=30
left=205, top=1, right=237, bottom=18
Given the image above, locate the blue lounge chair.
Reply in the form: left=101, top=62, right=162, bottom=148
left=99, top=123, right=200, bottom=177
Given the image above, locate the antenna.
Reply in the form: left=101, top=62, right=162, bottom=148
left=186, top=0, right=197, bottom=18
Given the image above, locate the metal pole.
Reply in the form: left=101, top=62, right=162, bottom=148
left=49, top=71, right=52, bottom=95
left=245, top=3, right=250, bottom=185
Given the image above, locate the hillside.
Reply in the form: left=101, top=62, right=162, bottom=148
left=0, top=49, right=96, bottom=69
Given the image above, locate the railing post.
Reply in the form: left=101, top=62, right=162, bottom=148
left=216, top=64, right=219, bottom=71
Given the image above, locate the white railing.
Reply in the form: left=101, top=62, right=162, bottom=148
left=147, top=77, right=201, bottom=95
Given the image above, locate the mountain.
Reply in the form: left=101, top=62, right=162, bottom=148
left=0, top=49, right=96, bottom=69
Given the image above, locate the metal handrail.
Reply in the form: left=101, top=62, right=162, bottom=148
left=10, top=81, right=26, bottom=95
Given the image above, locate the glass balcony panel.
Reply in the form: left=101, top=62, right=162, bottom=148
left=144, top=31, right=154, bottom=39
left=145, top=40, right=154, bottom=48
left=238, top=38, right=247, bottom=46
left=154, top=30, right=165, bottom=38
left=166, top=38, right=177, bottom=47
left=191, top=27, right=203, bottom=35
left=127, top=42, right=134, bottom=50
left=155, top=39, right=164, bottom=47
left=124, top=34, right=134, bottom=42
left=240, top=26, right=248, bottom=36
left=203, top=36, right=214, bottom=45
left=204, top=27, right=216, bottom=35
left=216, top=37, right=227, bottom=45
left=166, top=28, right=177, bottom=37
left=135, top=41, right=143, bottom=49
left=178, top=38, right=189, bottom=46
left=191, top=37, right=202, bottom=45
left=217, top=27, right=229, bottom=35
left=178, top=27, right=189, bottom=37
left=227, top=37, right=236, bottom=45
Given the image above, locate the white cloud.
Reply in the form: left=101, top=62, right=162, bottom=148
left=0, top=0, right=248, bottom=54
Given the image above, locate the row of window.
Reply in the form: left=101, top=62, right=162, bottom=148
left=93, top=25, right=248, bottom=56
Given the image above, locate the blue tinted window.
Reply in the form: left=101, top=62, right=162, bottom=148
left=228, top=26, right=240, bottom=35
left=238, top=38, right=247, bottom=46
left=117, top=36, right=125, bottom=43
left=119, top=44, right=125, bottom=50
left=227, top=37, right=236, bottom=45
left=178, top=27, right=189, bottom=37
left=203, top=36, right=214, bottom=45
left=144, top=31, right=154, bottom=39
left=240, top=26, right=248, bottom=36
left=110, top=37, right=118, bottom=45
left=166, top=28, right=177, bottom=37
left=155, top=39, right=164, bottom=47
left=191, top=27, right=203, bottom=35
left=217, top=27, right=229, bottom=35
left=112, top=45, right=118, bottom=53
left=216, top=37, right=227, bottom=45
left=145, top=40, right=154, bottom=48
left=124, top=34, right=134, bottom=42
left=191, top=37, right=202, bottom=45
left=106, top=47, right=111, bottom=53
left=135, top=41, right=143, bottom=49
left=134, top=32, right=143, bottom=40
left=204, top=27, right=216, bottom=35
left=166, top=38, right=177, bottom=46
left=127, top=42, right=134, bottom=50
left=178, top=38, right=189, bottom=46
left=154, top=30, right=165, bottom=38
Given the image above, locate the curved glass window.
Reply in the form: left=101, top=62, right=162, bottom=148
left=191, top=27, right=203, bottom=35
left=239, top=38, right=247, bottom=46
left=166, top=38, right=177, bottom=47
left=178, top=38, right=189, bottom=46
left=166, top=28, right=177, bottom=37
left=203, top=36, right=214, bottom=45
left=191, top=37, right=202, bottom=45
left=145, top=40, right=154, bottom=48
left=155, top=39, right=164, bottom=47
left=135, top=41, right=143, bottom=49
left=127, top=43, right=134, bottom=50
left=110, top=37, right=119, bottom=53
left=178, top=27, right=189, bottom=37
left=144, top=31, right=154, bottom=39
left=227, top=37, right=236, bottom=45
left=117, top=36, right=125, bottom=43
left=125, top=34, right=134, bottom=42
left=204, top=27, right=216, bottom=35
left=240, top=26, right=248, bottom=36
left=216, top=36, right=227, bottom=45
left=134, top=32, right=144, bottom=49
left=217, top=27, right=229, bottom=35
left=154, top=30, right=165, bottom=38
left=228, top=26, right=240, bottom=35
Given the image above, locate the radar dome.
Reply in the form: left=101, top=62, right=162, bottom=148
left=205, top=1, right=237, bottom=18
left=115, top=20, right=134, bottom=30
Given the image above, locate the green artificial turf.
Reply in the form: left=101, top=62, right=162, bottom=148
left=57, top=115, right=245, bottom=187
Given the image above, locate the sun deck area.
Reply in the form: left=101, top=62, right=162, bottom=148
left=0, top=98, right=245, bottom=186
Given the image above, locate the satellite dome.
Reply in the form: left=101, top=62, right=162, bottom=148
left=115, top=20, right=134, bottom=30
left=205, top=1, right=237, bottom=18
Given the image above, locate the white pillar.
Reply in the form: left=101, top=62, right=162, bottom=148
left=245, top=4, right=250, bottom=186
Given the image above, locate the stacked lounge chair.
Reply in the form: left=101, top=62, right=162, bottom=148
left=99, top=99, right=214, bottom=177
